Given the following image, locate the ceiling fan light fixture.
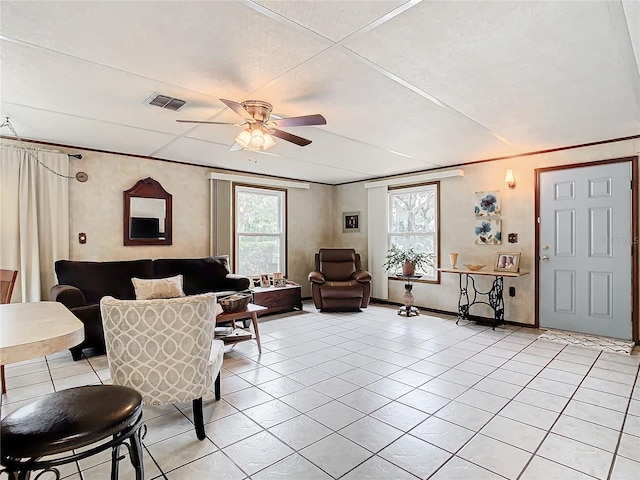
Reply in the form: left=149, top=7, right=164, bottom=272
left=250, top=128, right=265, bottom=147
left=262, top=132, right=276, bottom=150
left=235, top=129, right=252, bottom=148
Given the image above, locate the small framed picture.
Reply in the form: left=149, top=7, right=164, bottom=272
left=260, top=274, right=271, bottom=287
left=274, top=278, right=287, bottom=287
left=252, top=276, right=261, bottom=288
left=495, top=252, right=521, bottom=272
left=343, top=211, right=360, bottom=232
left=273, top=272, right=284, bottom=280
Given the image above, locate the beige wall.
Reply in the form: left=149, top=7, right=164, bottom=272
left=335, top=139, right=640, bottom=328
left=8, top=138, right=638, bottom=323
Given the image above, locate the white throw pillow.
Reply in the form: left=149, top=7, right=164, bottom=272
left=131, top=275, right=185, bottom=300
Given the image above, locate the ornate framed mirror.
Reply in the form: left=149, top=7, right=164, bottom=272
left=123, top=177, right=172, bottom=246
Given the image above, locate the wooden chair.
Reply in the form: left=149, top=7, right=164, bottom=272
left=1, top=269, right=18, bottom=394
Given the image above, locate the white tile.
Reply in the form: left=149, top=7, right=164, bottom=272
left=397, top=389, right=450, bottom=414
left=499, top=401, right=560, bottom=430
left=419, top=377, right=468, bottom=399
left=306, top=400, right=364, bottom=430
left=487, top=368, right=534, bottom=386
left=617, top=432, right=640, bottom=461
left=257, top=376, right=305, bottom=397
left=551, top=415, right=620, bottom=453
left=145, top=429, right=217, bottom=472
left=205, top=412, right=262, bottom=448
left=339, top=416, right=404, bottom=453
left=223, top=431, right=294, bottom=476
left=309, top=376, right=359, bottom=398
left=279, top=387, right=332, bottom=412
left=564, top=399, right=626, bottom=430
left=473, top=377, right=522, bottom=399
left=388, top=367, right=433, bottom=387
left=338, top=388, right=391, bottom=414
left=370, top=401, right=430, bottom=431
left=268, top=415, right=332, bottom=450
left=573, top=386, right=630, bottom=413
left=527, top=377, right=578, bottom=398
left=434, top=401, right=493, bottom=431
left=438, top=368, right=483, bottom=387
left=458, top=434, right=532, bottom=479
left=337, top=367, right=383, bottom=387
left=243, top=399, right=300, bottom=429
left=454, top=389, right=510, bottom=414
left=537, top=433, right=614, bottom=478
left=480, top=416, right=546, bottom=452
left=236, top=366, right=282, bottom=385
left=514, top=388, right=569, bottom=413
left=409, top=416, right=475, bottom=453
left=142, top=410, right=196, bottom=446
left=251, top=453, right=333, bottom=480
left=165, top=450, right=246, bottom=479
left=379, top=434, right=451, bottom=478
left=299, top=433, right=372, bottom=479
left=429, top=456, right=504, bottom=480
left=341, top=455, right=418, bottom=480
left=521, top=455, right=594, bottom=480
left=365, top=377, right=414, bottom=399
left=611, top=455, right=640, bottom=480
left=287, top=367, right=332, bottom=386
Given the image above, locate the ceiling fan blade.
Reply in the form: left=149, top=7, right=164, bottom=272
left=229, top=143, right=244, bottom=152
left=176, top=120, right=235, bottom=125
left=219, top=98, right=253, bottom=120
left=271, top=128, right=312, bottom=146
left=275, top=114, right=327, bottom=127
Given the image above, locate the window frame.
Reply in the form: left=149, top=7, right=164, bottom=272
left=387, top=181, right=440, bottom=283
left=233, top=184, right=287, bottom=276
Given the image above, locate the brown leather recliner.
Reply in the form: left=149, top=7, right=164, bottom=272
left=309, top=248, right=371, bottom=311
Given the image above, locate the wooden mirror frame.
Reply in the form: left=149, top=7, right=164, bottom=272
left=123, top=177, right=172, bottom=246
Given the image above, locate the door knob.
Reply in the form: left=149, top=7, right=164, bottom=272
left=541, top=255, right=549, bottom=261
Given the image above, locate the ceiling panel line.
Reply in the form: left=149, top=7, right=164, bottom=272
left=339, top=45, right=516, bottom=149
left=334, top=0, right=423, bottom=44
left=0, top=35, right=221, bottom=101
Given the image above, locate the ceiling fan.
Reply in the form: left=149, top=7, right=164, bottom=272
left=177, top=98, right=326, bottom=151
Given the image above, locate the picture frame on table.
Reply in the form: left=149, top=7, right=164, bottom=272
left=274, top=278, right=287, bottom=287
left=343, top=211, right=360, bottom=232
left=251, top=276, right=261, bottom=288
left=494, top=252, right=521, bottom=272
left=260, top=274, right=271, bottom=288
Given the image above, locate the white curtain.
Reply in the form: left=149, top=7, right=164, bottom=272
left=367, top=185, right=389, bottom=300
left=0, top=145, right=70, bottom=302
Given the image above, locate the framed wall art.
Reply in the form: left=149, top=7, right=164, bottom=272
left=475, top=219, right=502, bottom=245
left=474, top=191, right=500, bottom=217
left=343, top=211, right=360, bottom=232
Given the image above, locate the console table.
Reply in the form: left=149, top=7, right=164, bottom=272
left=438, top=268, right=529, bottom=329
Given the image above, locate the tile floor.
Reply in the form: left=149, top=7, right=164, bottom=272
left=2, top=302, right=639, bottom=479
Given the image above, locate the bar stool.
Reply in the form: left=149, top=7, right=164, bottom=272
left=1, top=385, right=144, bottom=480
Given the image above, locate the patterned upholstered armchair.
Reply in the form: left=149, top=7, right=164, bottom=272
left=100, top=293, right=224, bottom=440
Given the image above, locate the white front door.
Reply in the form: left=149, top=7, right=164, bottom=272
left=538, top=161, right=632, bottom=340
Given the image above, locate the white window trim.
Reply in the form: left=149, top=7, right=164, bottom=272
left=387, top=183, right=439, bottom=282
left=234, top=185, right=286, bottom=276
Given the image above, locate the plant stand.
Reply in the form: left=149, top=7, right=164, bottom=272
left=396, top=274, right=422, bottom=317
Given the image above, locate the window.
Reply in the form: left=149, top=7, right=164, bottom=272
left=234, top=185, right=286, bottom=276
left=388, top=183, right=439, bottom=281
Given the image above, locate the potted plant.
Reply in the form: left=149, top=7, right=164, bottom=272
left=383, top=244, right=434, bottom=276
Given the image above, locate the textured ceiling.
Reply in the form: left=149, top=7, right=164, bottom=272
left=1, top=1, right=639, bottom=184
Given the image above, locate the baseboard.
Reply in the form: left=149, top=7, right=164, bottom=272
left=370, top=298, right=535, bottom=329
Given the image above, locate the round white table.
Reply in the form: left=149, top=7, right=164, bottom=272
left=0, top=301, right=84, bottom=365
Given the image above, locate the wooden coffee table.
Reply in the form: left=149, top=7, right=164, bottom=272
left=216, top=303, right=266, bottom=353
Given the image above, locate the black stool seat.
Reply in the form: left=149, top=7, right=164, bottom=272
left=1, top=385, right=144, bottom=480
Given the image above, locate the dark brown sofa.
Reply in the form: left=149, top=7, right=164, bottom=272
left=308, top=248, right=371, bottom=311
left=51, top=256, right=250, bottom=360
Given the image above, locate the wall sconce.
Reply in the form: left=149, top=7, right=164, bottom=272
left=505, top=169, right=516, bottom=189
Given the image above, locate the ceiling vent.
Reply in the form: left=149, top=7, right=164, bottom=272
left=145, top=93, right=187, bottom=111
